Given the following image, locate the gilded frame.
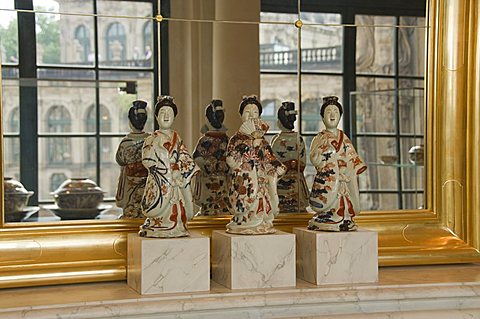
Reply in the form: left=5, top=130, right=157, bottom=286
left=1, top=0, right=480, bottom=289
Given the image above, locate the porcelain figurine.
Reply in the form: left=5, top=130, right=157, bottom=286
left=139, top=96, right=200, bottom=238
left=115, top=100, right=149, bottom=218
left=308, top=96, right=367, bottom=231
left=192, top=99, right=230, bottom=216
left=271, top=101, right=309, bottom=213
left=226, top=95, right=286, bottom=235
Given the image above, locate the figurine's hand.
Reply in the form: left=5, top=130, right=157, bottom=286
left=276, top=164, right=287, bottom=176
left=226, top=155, right=241, bottom=169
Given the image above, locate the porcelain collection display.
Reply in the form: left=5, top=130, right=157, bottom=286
left=271, top=101, right=309, bottom=213
left=115, top=100, right=149, bottom=219
left=192, top=99, right=231, bottom=216
left=51, top=177, right=105, bottom=209
left=308, top=96, right=367, bottom=232
left=139, top=96, right=200, bottom=238
left=3, top=177, right=34, bottom=214
left=225, top=96, right=286, bottom=235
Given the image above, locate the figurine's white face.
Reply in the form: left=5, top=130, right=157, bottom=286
left=157, top=106, right=174, bottom=130
left=322, top=104, right=341, bottom=130
left=241, top=103, right=260, bottom=122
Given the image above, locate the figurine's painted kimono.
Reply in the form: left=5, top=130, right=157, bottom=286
left=271, top=131, right=309, bottom=213
left=115, top=132, right=149, bottom=218
left=226, top=129, right=285, bottom=234
left=193, top=131, right=230, bottom=216
left=308, top=129, right=367, bottom=231
left=140, top=130, right=199, bottom=237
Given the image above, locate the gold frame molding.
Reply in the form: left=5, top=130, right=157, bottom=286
left=1, top=0, right=480, bottom=289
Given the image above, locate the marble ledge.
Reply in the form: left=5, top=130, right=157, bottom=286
left=0, top=264, right=480, bottom=319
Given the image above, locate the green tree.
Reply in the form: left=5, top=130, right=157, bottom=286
left=0, top=19, right=18, bottom=63
left=36, top=13, right=60, bottom=64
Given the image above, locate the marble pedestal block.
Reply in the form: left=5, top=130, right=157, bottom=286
left=127, top=233, right=210, bottom=295
left=294, top=227, right=378, bottom=285
left=212, top=230, right=295, bottom=289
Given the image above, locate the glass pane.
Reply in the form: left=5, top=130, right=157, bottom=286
left=399, top=17, right=426, bottom=77
left=0, top=0, right=18, bottom=65
left=34, top=1, right=95, bottom=66
left=100, top=137, right=122, bottom=198
left=260, top=13, right=298, bottom=72
left=2, top=78, right=19, bottom=133
left=300, top=13, right=342, bottom=72
left=38, top=137, right=97, bottom=201
left=301, top=74, right=342, bottom=134
left=356, top=15, right=396, bottom=76
left=260, top=73, right=298, bottom=132
left=360, top=193, right=399, bottom=211
left=4, top=137, right=20, bottom=180
left=399, top=84, right=424, bottom=135
left=37, top=78, right=96, bottom=133
left=353, top=77, right=395, bottom=134
left=403, top=193, right=424, bottom=210
left=97, top=1, right=154, bottom=68
left=99, top=71, right=154, bottom=133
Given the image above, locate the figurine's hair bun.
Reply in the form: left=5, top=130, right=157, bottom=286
left=278, top=101, right=297, bottom=130
left=239, top=95, right=263, bottom=115
left=155, top=95, right=178, bottom=118
left=320, top=95, right=343, bottom=117
left=128, top=100, right=148, bottom=130
left=205, top=99, right=225, bottom=129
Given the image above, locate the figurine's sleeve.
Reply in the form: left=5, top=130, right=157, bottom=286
left=115, top=139, right=128, bottom=166
left=226, top=134, right=242, bottom=170
left=263, top=140, right=286, bottom=176
left=141, top=135, right=157, bottom=169
left=178, top=138, right=200, bottom=184
left=344, top=136, right=367, bottom=175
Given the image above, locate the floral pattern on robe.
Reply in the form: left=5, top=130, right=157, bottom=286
left=192, top=131, right=230, bottom=216
left=226, top=131, right=285, bottom=234
left=115, top=132, right=149, bottom=219
left=308, top=129, right=367, bottom=231
left=271, top=131, right=309, bottom=213
left=140, top=130, right=199, bottom=237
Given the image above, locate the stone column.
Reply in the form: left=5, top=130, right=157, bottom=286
left=212, top=0, right=261, bottom=135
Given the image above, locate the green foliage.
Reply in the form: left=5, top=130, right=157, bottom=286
left=36, top=13, right=60, bottom=64
left=0, top=19, right=18, bottom=62
left=0, top=10, right=60, bottom=64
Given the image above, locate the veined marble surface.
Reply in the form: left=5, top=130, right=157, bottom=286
left=1, top=264, right=480, bottom=319
left=295, top=227, right=378, bottom=285
left=212, top=230, right=296, bottom=289
left=127, top=232, right=210, bottom=294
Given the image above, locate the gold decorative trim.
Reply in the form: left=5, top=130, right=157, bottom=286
left=0, top=0, right=479, bottom=289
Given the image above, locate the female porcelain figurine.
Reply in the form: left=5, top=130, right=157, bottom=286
left=115, top=100, right=149, bottom=219
left=308, top=96, right=367, bottom=231
left=192, top=99, right=230, bottom=216
left=139, top=96, right=200, bottom=238
left=226, top=96, right=286, bottom=235
left=271, top=101, right=309, bottom=213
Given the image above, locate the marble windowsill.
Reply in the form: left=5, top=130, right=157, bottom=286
left=0, top=264, right=480, bottom=319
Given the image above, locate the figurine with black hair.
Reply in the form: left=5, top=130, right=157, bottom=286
left=139, top=96, right=199, bottom=237
left=115, top=100, right=149, bottom=219
left=308, top=96, right=367, bottom=231
left=271, top=101, right=309, bottom=213
left=226, top=95, right=286, bottom=234
left=192, top=99, right=230, bottom=216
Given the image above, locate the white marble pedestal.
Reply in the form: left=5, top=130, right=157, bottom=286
left=212, top=230, right=295, bottom=289
left=127, top=232, right=210, bottom=295
left=294, top=227, right=378, bottom=285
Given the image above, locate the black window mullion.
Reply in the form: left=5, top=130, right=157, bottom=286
left=16, top=0, right=38, bottom=205
left=93, top=0, right=102, bottom=186
left=342, top=8, right=355, bottom=138
left=394, top=16, right=403, bottom=209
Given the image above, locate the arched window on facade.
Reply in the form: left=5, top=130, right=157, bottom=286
left=47, top=105, right=72, bottom=163
left=85, top=104, right=112, bottom=163
left=50, top=173, right=67, bottom=192
left=301, top=98, right=322, bottom=133
left=260, top=99, right=280, bottom=131
left=74, top=25, right=90, bottom=63
left=8, top=107, right=20, bottom=163
left=106, top=22, right=126, bottom=61
left=142, top=20, right=153, bottom=66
